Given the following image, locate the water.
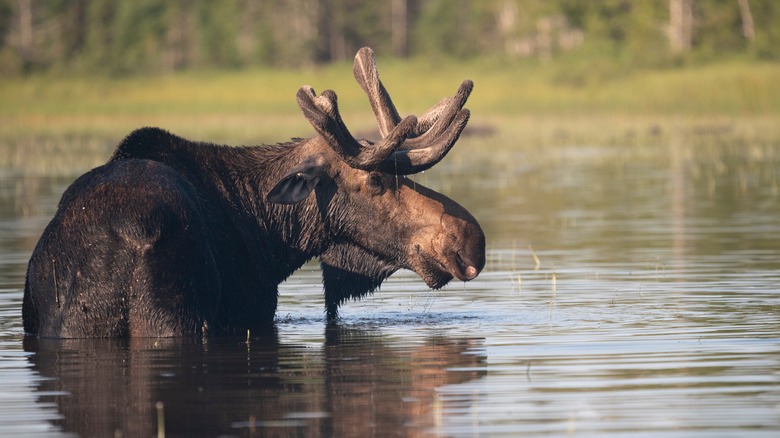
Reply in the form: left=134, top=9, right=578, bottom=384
left=1, top=133, right=779, bottom=437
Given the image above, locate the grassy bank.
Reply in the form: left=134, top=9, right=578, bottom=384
left=1, top=57, right=779, bottom=173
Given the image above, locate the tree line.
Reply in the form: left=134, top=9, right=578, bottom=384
left=1, top=0, right=777, bottom=75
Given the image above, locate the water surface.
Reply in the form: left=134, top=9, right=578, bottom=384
left=0, top=131, right=779, bottom=437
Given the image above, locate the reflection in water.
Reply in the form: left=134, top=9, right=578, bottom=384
left=23, top=326, right=485, bottom=437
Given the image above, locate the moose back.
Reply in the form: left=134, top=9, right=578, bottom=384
left=23, top=48, right=485, bottom=338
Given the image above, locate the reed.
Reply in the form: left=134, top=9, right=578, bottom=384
left=156, top=401, right=165, bottom=438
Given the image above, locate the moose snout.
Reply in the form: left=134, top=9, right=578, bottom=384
left=442, top=214, right=486, bottom=282
left=456, top=250, right=480, bottom=281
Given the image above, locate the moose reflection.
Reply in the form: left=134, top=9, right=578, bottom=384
left=24, top=326, right=485, bottom=437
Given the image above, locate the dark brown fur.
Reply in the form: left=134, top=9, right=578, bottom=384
left=23, top=127, right=484, bottom=337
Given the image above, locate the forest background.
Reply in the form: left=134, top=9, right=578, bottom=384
left=1, top=0, right=778, bottom=74
left=1, top=0, right=779, bottom=174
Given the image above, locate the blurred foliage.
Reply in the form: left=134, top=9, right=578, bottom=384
left=0, top=0, right=778, bottom=76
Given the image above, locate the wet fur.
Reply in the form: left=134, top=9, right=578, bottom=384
left=24, top=128, right=328, bottom=337
left=24, top=125, right=483, bottom=338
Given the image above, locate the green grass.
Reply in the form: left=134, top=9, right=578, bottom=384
left=1, top=57, right=779, bottom=173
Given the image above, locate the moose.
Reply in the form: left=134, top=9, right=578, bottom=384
left=23, top=48, right=485, bottom=338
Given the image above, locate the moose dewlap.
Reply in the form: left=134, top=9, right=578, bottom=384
left=22, top=48, right=485, bottom=338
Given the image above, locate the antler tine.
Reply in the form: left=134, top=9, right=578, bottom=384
left=412, top=97, right=450, bottom=135
left=379, top=108, right=470, bottom=175
left=376, top=80, right=472, bottom=175
left=296, top=86, right=417, bottom=170
left=403, top=80, right=472, bottom=150
left=353, top=47, right=402, bottom=138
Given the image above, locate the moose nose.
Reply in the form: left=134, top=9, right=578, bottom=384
left=443, top=213, right=486, bottom=281
left=453, top=250, right=478, bottom=280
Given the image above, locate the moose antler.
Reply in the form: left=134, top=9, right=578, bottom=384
left=353, top=47, right=472, bottom=174
left=296, top=48, right=471, bottom=174
left=296, top=86, right=417, bottom=170
left=352, top=48, right=402, bottom=138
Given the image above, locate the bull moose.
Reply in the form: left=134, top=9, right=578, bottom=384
left=23, top=48, right=485, bottom=338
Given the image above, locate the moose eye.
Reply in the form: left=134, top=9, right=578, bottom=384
left=366, top=172, right=386, bottom=195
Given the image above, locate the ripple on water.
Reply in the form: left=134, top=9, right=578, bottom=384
left=1, top=141, right=780, bottom=436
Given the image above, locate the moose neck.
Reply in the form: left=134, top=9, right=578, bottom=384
left=209, top=140, right=330, bottom=264
left=112, top=128, right=329, bottom=278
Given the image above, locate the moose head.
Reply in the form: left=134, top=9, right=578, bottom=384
left=267, top=48, right=485, bottom=318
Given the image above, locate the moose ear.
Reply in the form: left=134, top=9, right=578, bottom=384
left=267, top=156, right=327, bottom=205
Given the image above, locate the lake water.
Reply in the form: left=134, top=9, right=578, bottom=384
left=0, top=129, right=779, bottom=437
